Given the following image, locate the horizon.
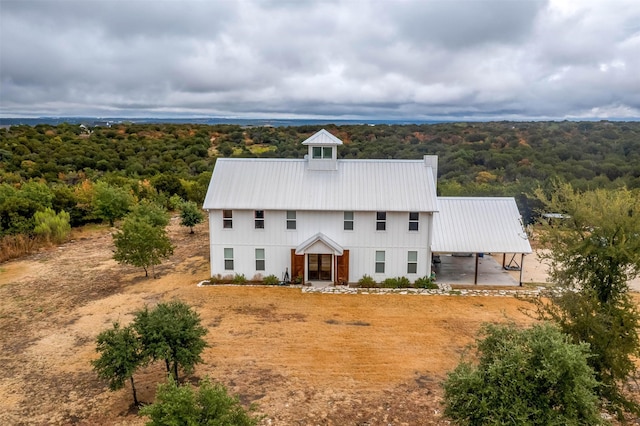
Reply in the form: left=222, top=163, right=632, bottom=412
left=2, top=1, right=639, bottom=121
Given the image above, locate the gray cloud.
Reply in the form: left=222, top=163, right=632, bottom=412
left=1, top=0, right=639, bottom=119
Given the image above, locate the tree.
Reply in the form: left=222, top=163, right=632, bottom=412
left=140, top=376, right=260, bottom=426
left=92, top=322, right=144, bottom=406
left=129, top=199, right=170, bottom=228
left=133, top=301, right=207, bottom=381
left=443, top=323, right=604, bottom=425
left=93, top=181, right=133, bottom=226
left=179, top=201, right=204, bottom=234
left=534, top=184, right=640, bottom=416
left=112, top=214, right=174, bottom=278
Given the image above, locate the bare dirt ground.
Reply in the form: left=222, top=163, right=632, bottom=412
left=0, top=218, right=637, bottom=425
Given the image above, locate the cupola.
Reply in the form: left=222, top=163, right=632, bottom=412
left=302, top=129, right=342, bottom=171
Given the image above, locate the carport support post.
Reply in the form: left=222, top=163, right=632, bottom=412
left=474, top=253, right=479, bottom=285
left=519, top=253, right=524, bottom=287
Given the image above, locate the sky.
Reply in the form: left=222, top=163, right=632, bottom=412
left=1, top=0, right=639, bottom=120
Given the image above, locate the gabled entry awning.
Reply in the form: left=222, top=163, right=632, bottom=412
left=295, top=232, right=344, bottom=256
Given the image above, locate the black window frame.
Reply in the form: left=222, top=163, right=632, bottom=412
left=376, top=211, right=386, bottom=231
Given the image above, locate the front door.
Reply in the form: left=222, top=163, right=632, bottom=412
left=308, top=254, right=332, bottom=281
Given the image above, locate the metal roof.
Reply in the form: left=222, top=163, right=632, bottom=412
left=203, top=158, right=438, bottom=212
left=432, top=197, right=532, bottom=253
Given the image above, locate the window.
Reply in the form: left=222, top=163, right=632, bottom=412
left=254, top=210, right=264, bottom=229
left=407, top=251, right=418, bottom=274
left=344, top=211, right=354, bottom=230
left=223, top=210, right=233, bottom=229
left=376, top=211, right=386, bottom=231
left=312, top=146, right=332, bottom=159
left=375, top=251, right=385, bottom=273
left=255, top=248, right=265, bottom=271
left=224, top=248, right=234, bottom=270
left=286, top=211, right=296, bottom=230
left=409, top=212, right=419, bottom=231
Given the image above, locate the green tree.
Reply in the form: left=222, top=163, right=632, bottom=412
left=33, top=208, right=71, bottom=244
left=93, top=181, right=133, bottom=226
left=179, top=201, right=204, bottom=234
left=129, top=199, right=170, bottom=228
left=534, top=184, right=640, bottom=416
left=443, top=323, right=604, bottom=425
left=112, top=214, right=174, bottom=278
left=133, top=301, right=207, bottom=381
left=92, top=322, right=144, bottom=406
left=140, top=376, right=260, bottom=426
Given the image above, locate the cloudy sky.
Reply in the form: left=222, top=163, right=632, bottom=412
left=1, top=0, right=639, bottom=120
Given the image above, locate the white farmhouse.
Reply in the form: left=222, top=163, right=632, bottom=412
left=203, top=129, right=439, bottom=284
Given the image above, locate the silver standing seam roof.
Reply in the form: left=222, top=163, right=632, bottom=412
left=203, top=158, right=438, bottom=212
left=432, top=197, right=532, bottom=253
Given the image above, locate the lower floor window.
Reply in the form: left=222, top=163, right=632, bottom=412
left=375, top=251, right=385, bottom=273
left=224, top=248, right=234, bottom=270
left=255, top=248, right=265, bottom=271
left=407, top=251, right=418, bottom=274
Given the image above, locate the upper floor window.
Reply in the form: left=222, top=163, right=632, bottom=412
left=255, top=210, right=264, bottom=229
left=224, top=248, right=234, bottom=270
left=312, top=146, right=332, bottom=159
left=286, top=211, right=296, bottom=230
left=255, top=248, right=265, bottom=271
left=407, top=251, right=418, bottom=274
left=409, top=212, right=419, bottom=231
left=223, top=210, right=233, bottom=229
left=376, top=211, right=386, bottom=231
left=344, top=211, right=354, bottom=230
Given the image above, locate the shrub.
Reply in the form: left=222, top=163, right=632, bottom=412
left=358, top=274, right=377, bottom=288
left=140, top=376, right=260, bottom=426
left=415, top=276, right=438, bottom=289
left=232, top=273, right=247, bottom=284
left=263, top=275, right=280, bottom=285
left=381, top=277, right=411, bottom=288
left=33, top=208, right=71, bottom=244
left=443, top=323, right=604, bottom=425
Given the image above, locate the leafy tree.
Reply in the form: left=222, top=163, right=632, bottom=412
left=33, top=208, right=71, bottom=244
left=133, top=301, right=207, bottom=381
left=92, top=322, right=144, bottom=406
left=140, top=376, right=260, bottom=426
left=152, top=174, right=187, bottom=199
left=179, top=201, right=204, bottom=234
left=443, top=323, right=604, bottom=425
left=112, top=214, right=174, bottom=278
left=534, top=184, right=640, bottom=416
left=129, top=199, right=170, bottom=228
left=93, top=181, right=133, bottom=226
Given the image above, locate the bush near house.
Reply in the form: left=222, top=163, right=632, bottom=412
left=415, top=276, right=438, bottom=289
left=358, top=274, right=377, bottom=288
left=263, top=275, right=280, bottom=285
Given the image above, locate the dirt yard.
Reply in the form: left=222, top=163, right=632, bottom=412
left=0, top=217, right=636, bottom=425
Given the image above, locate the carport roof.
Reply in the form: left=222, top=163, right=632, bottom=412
left=432, top=197, right=532, bottom=254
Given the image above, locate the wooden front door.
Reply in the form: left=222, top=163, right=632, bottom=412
left=291, top=249, right=305, bottom=284
left=308, top=254, right=332, bottom=281
left=336, top=250, right=349, bottom=285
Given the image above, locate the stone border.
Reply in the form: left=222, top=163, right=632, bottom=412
left=302, top=285, right=548, bottom=297
left=197, top=280, right=551, bottom=297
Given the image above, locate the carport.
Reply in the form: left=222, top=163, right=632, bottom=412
left=432, top=197, right=532, bottom=286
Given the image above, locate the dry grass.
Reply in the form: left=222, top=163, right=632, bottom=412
left=0, top=217, right=637, bottom=425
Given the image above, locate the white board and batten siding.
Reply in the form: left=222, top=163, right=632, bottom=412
left=209, top=209, right=434, bottom=281
left=204, top=129, right=441, bottom=283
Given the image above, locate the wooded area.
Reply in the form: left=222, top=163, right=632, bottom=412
left=1, top=120, right=639, bottom=254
